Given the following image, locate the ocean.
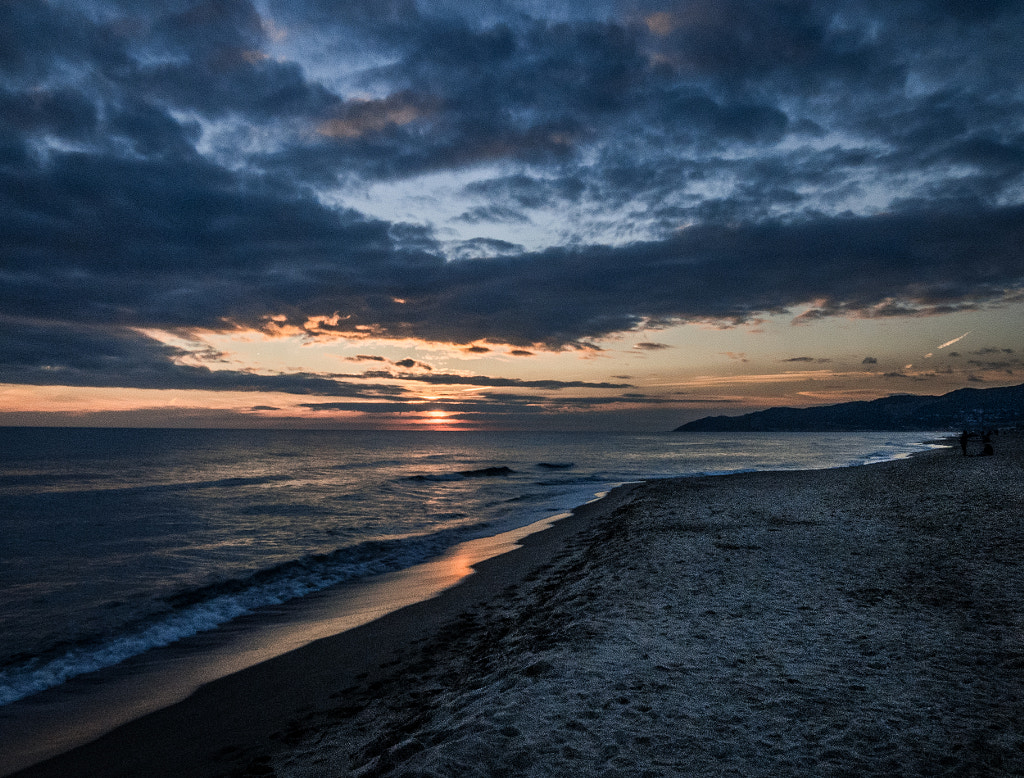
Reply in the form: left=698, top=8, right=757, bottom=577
left=0, top=427, right=945, bottom=710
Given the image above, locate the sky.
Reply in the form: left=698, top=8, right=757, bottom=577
left=1, top=0, right=1023, bottom=431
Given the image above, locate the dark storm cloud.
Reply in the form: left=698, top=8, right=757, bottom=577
left=2, top=0, right=1024, bottom=393
left=0, top=145, right=443, bottom=330
left=381, top=205, right=1023, bottom=347
left=0, top=87, right=99, bottom=139
left=247, top=11, right=640, bottom=180
left=138, top=48, right=336, bottom=122
left=0, top=1, right=131, bottom=80
left=3, top=153, right=1022, bottom=348
left=0, top=320, right=406, bottom=398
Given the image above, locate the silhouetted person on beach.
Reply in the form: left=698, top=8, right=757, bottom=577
left=982, top=430, right=994, bottom=456
left=959, top=430, right=970, bottom=456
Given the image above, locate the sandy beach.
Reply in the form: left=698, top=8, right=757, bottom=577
left=11, top=432, right=1024, bottom=777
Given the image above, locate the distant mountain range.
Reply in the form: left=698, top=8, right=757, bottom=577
left=675, top=383, right=1024, bottom=432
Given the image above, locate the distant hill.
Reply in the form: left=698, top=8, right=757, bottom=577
left=675, top=383, right=1024, bottom=432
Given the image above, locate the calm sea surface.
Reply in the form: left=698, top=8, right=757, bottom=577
left=0, top=427, right=944, bottom=706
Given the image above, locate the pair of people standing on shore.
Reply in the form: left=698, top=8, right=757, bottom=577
left=959, top=429, right=995, bottom=456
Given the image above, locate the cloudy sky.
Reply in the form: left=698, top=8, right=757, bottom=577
left=2, top=0, right=1022, bottom=430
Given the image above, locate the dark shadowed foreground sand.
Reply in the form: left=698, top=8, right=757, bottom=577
left=14, top=433, right=1024, bottom=777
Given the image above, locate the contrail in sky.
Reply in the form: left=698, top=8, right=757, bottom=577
left=937, top=331, right=971, bottom=350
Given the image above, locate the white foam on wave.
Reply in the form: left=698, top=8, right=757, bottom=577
left=0, top=529, right=474, bottom=706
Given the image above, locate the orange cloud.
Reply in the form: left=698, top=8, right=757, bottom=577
left=645, top=12, right=677, bottom=36
left=317, top=92, right=440, bottom=139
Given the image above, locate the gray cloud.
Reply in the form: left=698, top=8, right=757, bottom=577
left=456, top=206, right=531, bottom=225
left=393, top=359, right=426, bottom=369
left=356, top=371, right=633, bottom=390
left=0, top=320, right=406, bottom=398
left=449, top=237, right=525, bottom=260
left=298, top=388, right=688, bottom=421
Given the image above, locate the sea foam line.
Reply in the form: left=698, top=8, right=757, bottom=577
left=0, top=528, right=483, bottom=706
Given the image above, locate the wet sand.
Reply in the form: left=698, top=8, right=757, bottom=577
left=11, top=433, right=1024, bottom=776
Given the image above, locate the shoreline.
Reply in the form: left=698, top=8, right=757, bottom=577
left=8, top=433, right=1023, bottom=776
left=263, top=432, right=1020, bottom=777
left=0, top=492, right=618, bottom=776
left=1, top=484, right=641, bottom=777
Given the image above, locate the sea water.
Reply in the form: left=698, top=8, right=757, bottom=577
left=0, top=427, right=944, bottom=707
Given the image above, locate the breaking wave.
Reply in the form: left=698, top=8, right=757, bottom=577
left=0, top=523, right=490, bottom=706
